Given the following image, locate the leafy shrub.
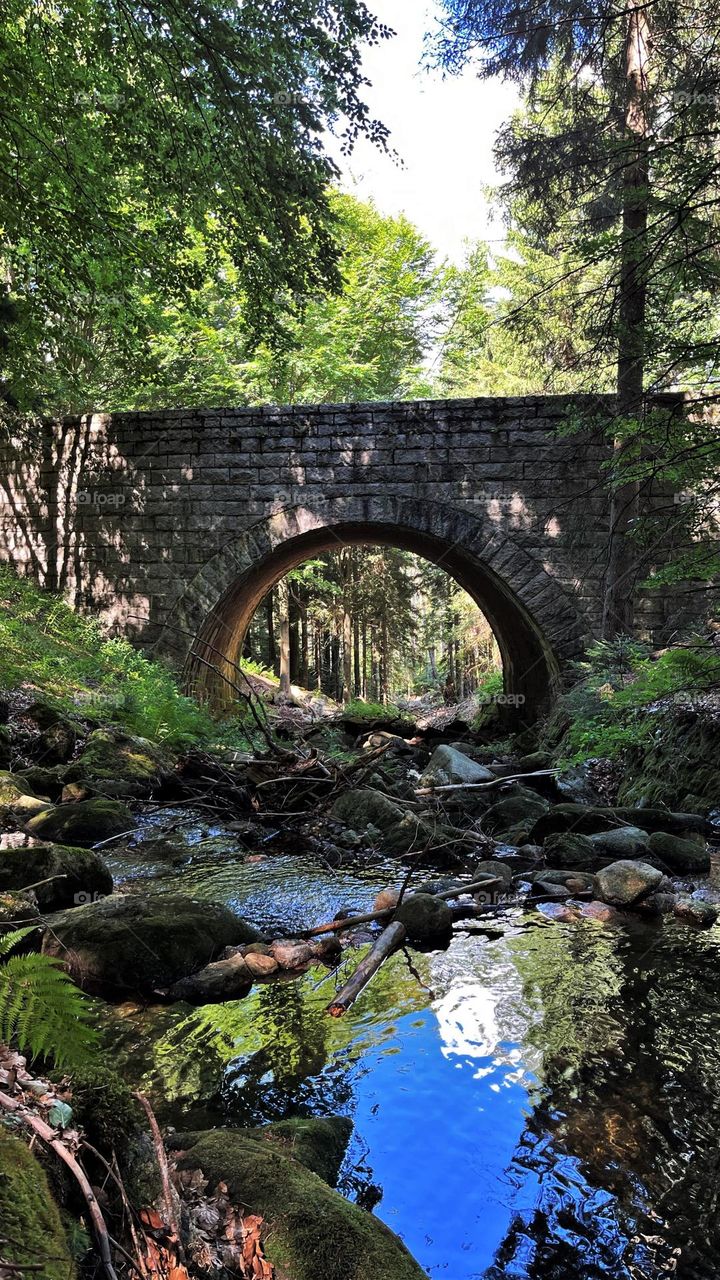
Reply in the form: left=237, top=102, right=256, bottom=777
left=554, top=636, right=720, bottom=761
left=0, top=566, right=227, bottom=748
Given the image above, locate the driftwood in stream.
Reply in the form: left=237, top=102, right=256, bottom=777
left=327, top=921, right=408, bottom=1017
left=414, top=768, right=559, bottom=796
left=302, top=875, right=501, bottom=938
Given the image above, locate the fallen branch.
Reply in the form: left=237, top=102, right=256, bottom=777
left=132, top=1091, right=183, bottom=1260
left=327, top=921, right=407, bottom=1017
left=414, top=768, right=560, bottom=796
left=303, top=876, right=501, bottom=938
left=0, top=1089, right=119, bottom=1280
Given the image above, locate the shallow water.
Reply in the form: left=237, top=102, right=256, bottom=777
left=103, top=823, right=720, bottom=1279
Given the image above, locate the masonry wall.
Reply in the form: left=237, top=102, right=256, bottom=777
left=0, top=393, right=689, bottom=667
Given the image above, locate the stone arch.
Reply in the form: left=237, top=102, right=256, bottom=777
left=156, top=495, right=592, bottom=721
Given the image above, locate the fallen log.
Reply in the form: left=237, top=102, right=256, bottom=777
left=414, top=768, right=559, bottom=797
left=302, top=875, right=501, bottom=938
left=327, top=921, right=408, bottom=1017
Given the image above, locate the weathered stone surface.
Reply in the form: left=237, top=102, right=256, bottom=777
left=589, top=826, right=651, bottom=859
left=530, top=804, right=708, bottom=844
left=43, top=892, right=261, bottom=996
left=63, top=728, right=174, bottom=798
left=0, top=841, right=112, bottom=908
left=673, top=895, right=719, bottom=927
left=648, top=830, right=710, bottom=873
left=0, top=770, right=48, bottom=818
left=542, top=832, right=597, bottom=869
left=26, top=797, right=132, bottom=846
left=595, top=860, right=663, bottom=907
left=0, top=1130, right=76, bottom=1280
left=419, top=745, right=495, bottom=788
left=393, top=892, right=453, bottom=941
left=484, top=784, right=549, bottom=843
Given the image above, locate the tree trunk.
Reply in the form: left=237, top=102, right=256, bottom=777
left=289, top=588, right=300, bottom=685
left=277, top=580, right=291, bottom=694
left=603, top=3, right=651, bottom=637
left=266, top=592, right=277, bottom=671
left=300, top=593, right=309, bottom=688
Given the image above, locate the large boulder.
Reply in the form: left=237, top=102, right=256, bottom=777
left=542, top=832, right=597, bottom=870
left=648, top=830, right=710, bottom=873
left=0, top=1130, right=76, bottom=1280
left=589, top=826, right=651, bottom=860
left=169, top=1127, right=427, bottom=1280
left=483, top=784, right=549, bottom=844
left=331, top=788, right=405, bottom=836
left=331, top=788, right=464, bottom=858
left=63, top=728, right=174, bottom=798
left=0, top=840, right=112, bottom=909
left=393, top=892, right=453, bottom=942
left=419, top=745, right=495, bottom=788
left=27, top=797, right=132, bottom=846
left=529, top=804, right=708, bottom=845
left=595, top=860, right=663, bottom=907
left=42, top=892, right=261, bottom=997
left=0, top=770, right=49, bottom=819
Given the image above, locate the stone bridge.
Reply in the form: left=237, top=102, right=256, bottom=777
left=0, top=393, right=690, bottom=719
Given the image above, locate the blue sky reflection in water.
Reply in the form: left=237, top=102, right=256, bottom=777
left=103, top=843, right=720, bottom=1278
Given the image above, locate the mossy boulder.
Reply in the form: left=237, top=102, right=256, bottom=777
left=169, top=1127, right=427, bottom=1280
left=245, top=1116, right=353, bottom=1187
left=331, top=788, right=406, bottom=836
left=589, top=826, right=651, bottom=860
left=62, top=1060, right=143, bottom=1159
left=42, top=892, right=261, bottom=997
left=393, top=892, right=453, bottom=942
left=0, top=840, right=112, bottom=908
left=0, top=770, right=49, bottom=818
left=529, top=804, right=708, bottom=845
left=483, top=784, right=549, bottom=844
left=542, top=832, right=597, bottom=870
left=331, top=789, right=457, bottom=858
left=647, top=830, right=710, bottom=873
left=27, top=797, right=132, bottom=846
left=0, top=1129, right=75, bottom=1280
left=63, top=728, right=174, bottom=798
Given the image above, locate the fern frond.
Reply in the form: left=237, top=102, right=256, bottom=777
left=0, top=954, right=97, bottom=1068
left=0, top=927, right=35, bottom=959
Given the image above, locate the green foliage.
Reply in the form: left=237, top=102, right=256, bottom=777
left=0, top=564, right=217, bottom=748
left=0, top=0, right=390, bottom=413
left=0, top=929, right=97, bottom=1069
left=555, top=637, right=720, bottom=762
left=343, top=699, right=401, bottom=720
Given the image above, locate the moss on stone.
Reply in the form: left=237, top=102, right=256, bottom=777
left=0, top=842, right=112, bottom=908
left=171, top=1128, right=426, bottom=1280
left=244, top=1116, right=353, bottom=1187
left=0, top=1129, right=75, bottom=1280
left=27, top=798, right=132, bottom=846
left=64, top=728, right=173, bottom=797
left=61, top=1059, right=142, bottom=1158
left=43, top=892, right=261, bottom=996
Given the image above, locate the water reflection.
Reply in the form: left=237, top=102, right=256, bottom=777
left=102, top=846, right=720, bottom=1278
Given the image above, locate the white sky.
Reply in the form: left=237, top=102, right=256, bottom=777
left=332, top=0, right=519, bottom=265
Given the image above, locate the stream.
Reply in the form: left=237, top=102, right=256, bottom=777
left=99, top=813, right=720, bottom=1279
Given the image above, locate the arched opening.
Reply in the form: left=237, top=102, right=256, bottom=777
left=242, top=545, right=502, bottom=706
left=174, top=505, right=580, bottom=723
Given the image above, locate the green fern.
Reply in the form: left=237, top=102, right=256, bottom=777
left=0, top=930, right=98, bottom=1069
